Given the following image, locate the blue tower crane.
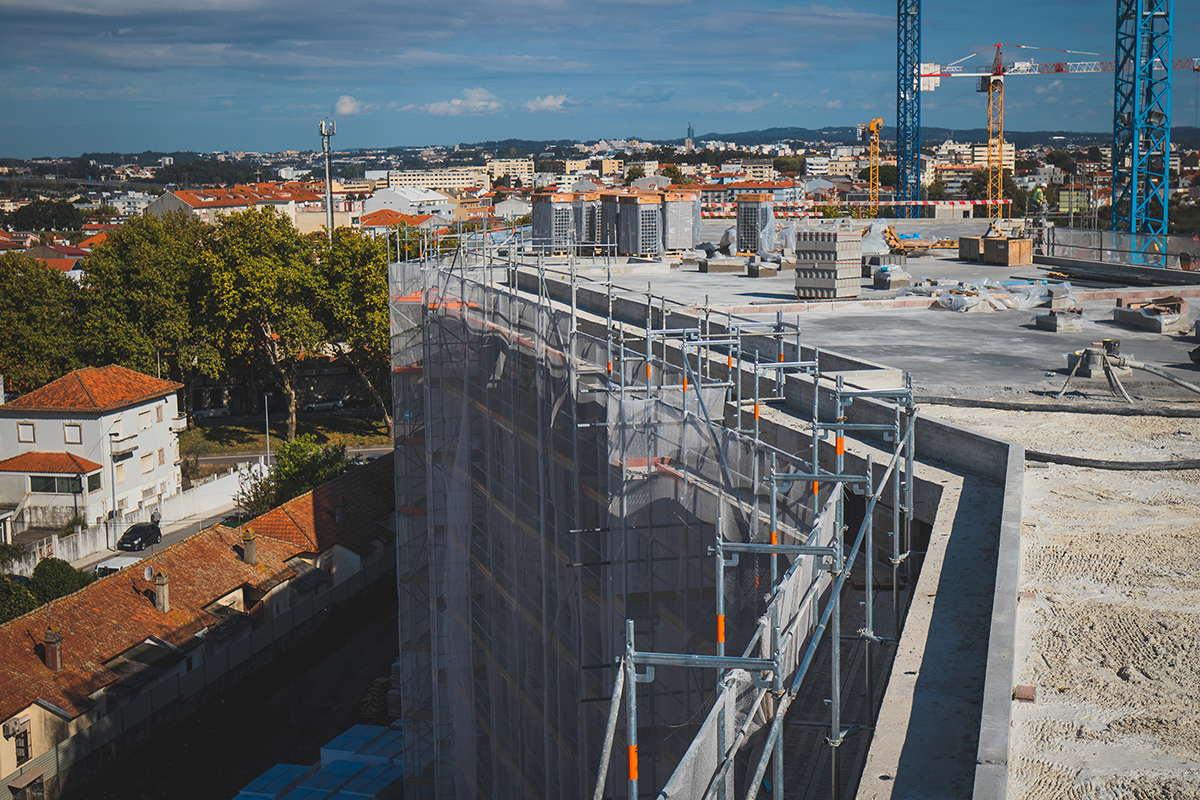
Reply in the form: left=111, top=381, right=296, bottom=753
left=1113, top=0, right=1174, bottom=258
left=896, top=0, right=921, bottom=219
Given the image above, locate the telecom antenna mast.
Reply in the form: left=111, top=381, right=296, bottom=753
left=319, top=119, right=336, bottom=241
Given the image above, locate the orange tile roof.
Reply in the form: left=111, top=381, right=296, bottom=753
left=2, top=365, right=182, bottom=414
left=173, top=183, right=322, bottom=210
left=0, top=525, right=300, bottom=722
left=0, top=452, right=102, bottom=474
left=244, top=453, right=394, bottom=556
left=38, top=258, right=78, bottom=272
left=77, top=232, right=109, bottom=249
left=360, top=209, right=434, bottom=228
left=0, top=454, right=395, bottom=723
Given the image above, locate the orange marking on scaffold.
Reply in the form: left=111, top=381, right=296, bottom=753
left=683, top=374, right=688, bottom=392
left=629, top=746, right=638, bottom=781
left=717, top=614, right=725, bottom=643
left=779, top=352, right=785, bottom=363
left=607, top=360, right=612, bottom=374
left=754, top=403, right=760, bottom=420
left=812, top=480, right=819, bottom=495
left=646, top=363, right=652, bottom=380
left=836, top=436, right=844, bottom=456
left=728, top=354, right=733, bottom=370
left=771, top=530, right=778, bottom=546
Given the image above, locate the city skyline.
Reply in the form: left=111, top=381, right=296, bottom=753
left=2, top=0, right=1199, bottom=159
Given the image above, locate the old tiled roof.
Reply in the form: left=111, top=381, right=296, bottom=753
left=0, top=452, right=394, bottom=724
left=243, top=453, right=394, bottom=556
left=2, top=365, right=183, bottom=414
left=173, top=183, right=322, bottom=210
left=0, top=452, right=102, bottom=474
left=359, top=209, right=433, bottom=228
left=0, top=526, right=299, bottom=722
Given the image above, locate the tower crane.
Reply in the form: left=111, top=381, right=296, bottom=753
left=922, top=42, right=1199, bottom=226
left=858, top=118, right=884, bottom=218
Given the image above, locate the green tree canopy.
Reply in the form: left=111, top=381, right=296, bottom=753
left=858, top=164, right=898, bottom=187
left=210, top=207, right=326, bottom=440
left=773, top=155, right=806, bottom=175
left=312, top=228, right=393, bottom=435
left=0, top=252, right=83, bottom=394
left=624, top=165, right=646, bottom=185
left=0, top=577, right=38, bottom=624
left=30, top=557, right=94, bottom=603
left=237, top=434, right=352, bottom=515
left=80, top=210, right=223, bottom=413
left=4, top=199, right=85, bottom=231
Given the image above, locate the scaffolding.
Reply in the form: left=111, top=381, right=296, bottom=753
left=389, top=237, right=918, bottom=800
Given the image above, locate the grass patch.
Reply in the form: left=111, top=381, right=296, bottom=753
left=179, top=416, right=390, bottom=456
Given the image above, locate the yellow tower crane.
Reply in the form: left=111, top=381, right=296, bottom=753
left=858, top=117, right=884, bottom=218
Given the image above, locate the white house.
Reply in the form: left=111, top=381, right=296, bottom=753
left=0, top=365, right=184, bottom=536
left=363, top=187, right=455, bottom=219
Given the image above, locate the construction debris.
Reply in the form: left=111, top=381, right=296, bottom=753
left=900, top=278, right=1074, bottom=312
left=1033, top=308, right=1085, bottom=332
left=1112, top=295, right=1192, bottom=334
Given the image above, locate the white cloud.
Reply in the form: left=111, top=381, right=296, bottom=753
left=419, top=87, right=502, bottom=116
left=525, top=94, right=571, bottom=112
left=825, top=99, right=843, bottom=109
left=335, top=94, right=377, bottom=115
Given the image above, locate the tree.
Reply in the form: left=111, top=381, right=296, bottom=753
left=773, top=155, right=806, bottom=175
left=79, top=210, right=223, bottom=417
left=236, top=434, right=351, bottom=515
left=624, top=165, right=646, bottom=185
left=1046, top=150, right=1076, bottom=176
left=30, top=557, right=94, bottom=603
left=210, top=207, right=326, bottom=441
left=90, top=204, right=120, bottom=219
left=0, top=577, right=38, bottom=624
left=0, top=252, right=84, bottom=394
left=924, top=181, right=950, bottom=201
left=858, top=164, right=898, bottom=187
left=660, top=164, right=693, bottom=186
left=312, top=228, right=393, bottom=436
left=4, top=199, right=85, bottom=232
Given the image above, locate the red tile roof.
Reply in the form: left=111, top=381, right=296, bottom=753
left=2, top=365, right=182, bottom=414
left=244, top=453, right=394, bottom=556
left=173, top=183, right=322, bottom=210
left=360, top=209, right=434, bottom=228
left=0, top=525, right=300, bottom=722
left=0, top=454, right=395, bottom=723
left=77, top=232, right=109, bottom=249
left=0, top=452, right=102, bottom=474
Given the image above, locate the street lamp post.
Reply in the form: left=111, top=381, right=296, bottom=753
left=107, top=432, right=119, bottom=550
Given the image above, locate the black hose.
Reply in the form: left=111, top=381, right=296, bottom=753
left=919, top=395, right=1200, bottom=418
left=1025, top=450, right=1200, bottom=470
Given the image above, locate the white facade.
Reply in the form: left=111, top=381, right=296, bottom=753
left=364, top=187, right=455, bottom=219
left=0, top=371, right=183, bottom=533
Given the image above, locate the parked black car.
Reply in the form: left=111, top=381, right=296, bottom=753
left=117, top=523, right=162, bottom=552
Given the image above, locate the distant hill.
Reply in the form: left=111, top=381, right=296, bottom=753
left=671, top=126, right=1200, bottom=149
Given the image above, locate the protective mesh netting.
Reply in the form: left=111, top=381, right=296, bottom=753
left=390, top=259, right=838, bottom=800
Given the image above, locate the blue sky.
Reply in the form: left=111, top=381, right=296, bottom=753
left=2, top=0, right=1198, bottom=158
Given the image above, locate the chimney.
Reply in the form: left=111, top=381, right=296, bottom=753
left=242, top=529, right=257, bottom=566
left=44, top=627, right=63, bottom=672
left=334, top=495, right=346, bottom=524
left=154, top=571, right=170, bottom=613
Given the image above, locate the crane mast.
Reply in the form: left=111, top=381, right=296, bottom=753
left=896, top=0, right=921, bottom=218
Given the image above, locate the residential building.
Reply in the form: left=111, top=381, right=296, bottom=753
left=386, top=168, right=490, bottom=191
left=0, top=366, right=184, bottom=534
left=0, top=456, right=396, bottom=797
left=364, top=187, right=454, bottom=219
left=144, top=183, right=333, bottom=229
left=486, top=159, right=535, bottom=182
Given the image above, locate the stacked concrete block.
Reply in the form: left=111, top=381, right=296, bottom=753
left=617, top=194, right=664, bottom=257
left=531, top=193, right=576, bottom=253
left=794, top=229, right=862, bottom=299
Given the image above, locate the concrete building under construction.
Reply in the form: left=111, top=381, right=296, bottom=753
left=387, top=219, right=1200, bottom=800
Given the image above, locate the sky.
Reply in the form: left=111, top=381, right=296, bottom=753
left=2, top=0, right=1199, bottom=159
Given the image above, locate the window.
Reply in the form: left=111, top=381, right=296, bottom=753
left=14, top=729, right=30, bottom=765
left=30, top=476, right=82, bottom=494
left=17, top=422, right=34, bottom=443
left=138, top=410, right=152, bottom=431
left=64, top=424, right=82, bottom=445
left=156, top=404, right=163, bottom=423
left=140, top=453, right=154, bottom=474
left=158, top=447, right=165, bottom=466
left=115, top=464, right=125, bottom=484
left=87, top=472, right=101, bottom=493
